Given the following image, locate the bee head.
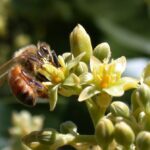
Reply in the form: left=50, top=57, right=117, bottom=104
left=37, top=42, right=52, bottom=61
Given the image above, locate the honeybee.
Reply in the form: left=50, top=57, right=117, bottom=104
left=0, top=42, right=60, bottom=107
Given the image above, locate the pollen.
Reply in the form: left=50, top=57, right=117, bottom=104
left=53, top=76, right=62, bottom=83
left=100, top=75, right=110, bottom=88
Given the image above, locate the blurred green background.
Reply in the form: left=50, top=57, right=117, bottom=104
left=0, top=0, right=150, bottom=149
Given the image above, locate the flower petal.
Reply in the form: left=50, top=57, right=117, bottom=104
left=113, top=56, right=126, bottom=74
left=103, top=86, right=124, bottom=97
left=63, top=73, right=80, bottom=86
left=62, top=52, right=74, bottom=63
left=119, top=77, right=139, bottom=90
left=48, top=84, right=60, bottom=111
left=67, top=52, right=85, bottom=70
left=79, top=72, right=93, bottom=85
left=142, top=63, right=150, bottom=86
left=142, top=63, right=150, bottom=79
left=103, top=77, right=138, bottom=97
left=78, top=85, right=100, bottom=101
left=58, top=55, right=66, bottom=68
left=144, top=77, right=150, bottom=86
left=90, top=55, right=102, bottom=72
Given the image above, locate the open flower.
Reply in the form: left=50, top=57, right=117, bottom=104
left=9, top=111, right=44, bottom=137
left=79, top=56, right=138, bottom=101
left=37, top=52, right=85, bottom=111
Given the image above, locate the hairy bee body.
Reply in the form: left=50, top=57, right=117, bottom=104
left=0, top=42, right=59, bottom=107
left=8, top=65, right=37, bottom=106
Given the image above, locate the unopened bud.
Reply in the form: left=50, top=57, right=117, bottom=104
left=60, top=121, right=78, bottom=135
left=70, top=24, right=93, bottom=63
left=133, top=84, right=150, bottom=115
left=95, top=118, right=114, bottom=148
left=75, top=61, right=88, bottom=75
left=93, top=42, right=111, bottom=62
left=131, top=90, right=142, bottom=119
left=37, top=129, right=57, bottom=145
left=143, top=63, right=150, bottom=86
left=138, top=111, right=145, bottom=124
left=110, top=101, right=130, bottom=118
left=142, top=115, right=150, bottom=131
left=114, top=122, right=135, bottom=147
left=136, top=131, right=150, bottom=150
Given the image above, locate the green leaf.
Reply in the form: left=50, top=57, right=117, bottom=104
left=63, top=73, right=80, bottom=86
left=78, top=85, right=100, bottom=102
left=95, top=19, right=150, bottom=55
left=48, top=84, right=60, bottom=111
left=67, top=52, right=85, bottom=70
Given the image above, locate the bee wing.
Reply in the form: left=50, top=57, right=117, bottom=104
left=0, top=44, right=37, bottom=79
left=0, top=57, right=18, bottom=79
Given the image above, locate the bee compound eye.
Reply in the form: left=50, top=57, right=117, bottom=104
left=41, top=46, right=49, bottom=54
left=37, top=45, right=50, bottom=58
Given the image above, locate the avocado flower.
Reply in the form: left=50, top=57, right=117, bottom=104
left=37, top=52, right=85, bottom=111
left=79, top=56, right=138, bottom=101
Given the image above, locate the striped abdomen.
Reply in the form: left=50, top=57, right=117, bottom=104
left=8, top=65, right=37, bottom=107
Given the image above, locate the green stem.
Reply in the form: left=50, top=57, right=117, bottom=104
left=23, top=129, right=97, bottom=149
left=86, top=99, right=106, bottom=127
left=73, top=135, right=97, bottom=144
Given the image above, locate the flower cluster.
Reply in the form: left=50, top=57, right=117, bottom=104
left=36, top=24, right=137, bottom=113
left=8, top=24, right=150, bottom=150
left=6, top=111, right=44, bottom=150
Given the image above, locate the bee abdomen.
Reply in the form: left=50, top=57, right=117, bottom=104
left=8, top=65, right=36, bottom=107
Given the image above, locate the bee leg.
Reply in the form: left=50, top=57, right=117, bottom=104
left=21, top=70, right=48, bottom=98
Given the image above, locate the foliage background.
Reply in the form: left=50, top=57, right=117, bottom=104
left=0, top=0, right=150, bottom=149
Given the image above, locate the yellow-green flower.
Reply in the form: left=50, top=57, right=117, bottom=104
left=37, top=52, right=85, bottom=111
left=38, top=55, right=67, bottom=84
left=79, top=56, right=138, bottom=101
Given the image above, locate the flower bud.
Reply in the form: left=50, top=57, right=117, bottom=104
left=60, top=121, right=78, bottom=135
left=110, top=101, right=130, bottom=118
left=136, top=131, right=150, bottom=150
left=131, top=90, right=142, bottom=119
left=138, top=111, right=145, bottom=124
left=75, top=61, right=88, bottom=75
left=70, top=24, right=93, bottom=63
left=143, top=63, right=150, bottom=86
left=95, top=118, right=114, bottom=148
left=142, top=115, right=150, bottom=131
left=37, top=129, right=57, bottom=145
left=93, top=42, right=111, bottom=62
left=133, top=84, right=150, bottom=115
left=114, top=122, right=135, bottom=147
left=22, top=129, right=57, bottom=149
